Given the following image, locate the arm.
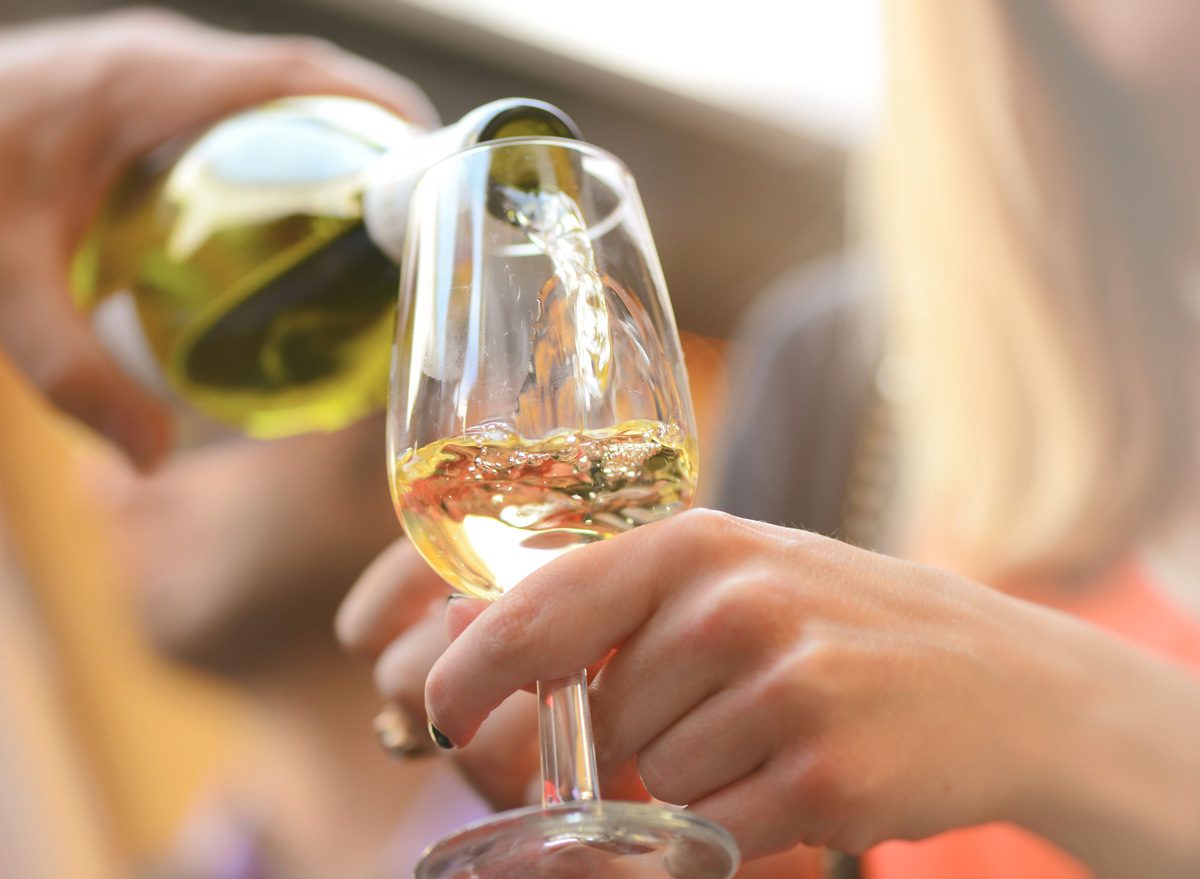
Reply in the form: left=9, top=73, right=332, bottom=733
left=419, top=510, right=1200, bottom=873
left=0, top=10, right=435, bottom=468
left=1013, top=614, right=1200, bottom=878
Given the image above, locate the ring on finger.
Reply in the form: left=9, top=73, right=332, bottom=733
left=374, top=702, right=435, bottom=760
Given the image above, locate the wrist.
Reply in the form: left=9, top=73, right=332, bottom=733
left=1004, top=609, right=1200, bottom=876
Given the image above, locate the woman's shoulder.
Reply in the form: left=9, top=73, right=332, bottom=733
left=732, top=250, right=884, bottom=363
left=713, top=252, right=888, bottom=536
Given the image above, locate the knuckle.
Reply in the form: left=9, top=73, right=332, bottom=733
left=654, top=509, right=765, bottom=586
left=756, top=657, right=803, bottom=713
left=781, top=628, right=856, bottom=703
left=662, top=507, right=741, bottom=549
left=751, top=642, right=838, bottom=733
left=793, top=750, right=844, bottom=811
left=688, top=569, right=794, bottom=655
left=793, top=637, right=839, bottom=682
left=815, top=787, right=883, bottom=855
left=689, top=575, right=762, bottom=650
left=748, top=745, right=870, bottom=855
left=777, top=750, right=853, bottom=849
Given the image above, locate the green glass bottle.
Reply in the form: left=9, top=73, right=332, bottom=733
left=71, top=96, right=578, bottom=438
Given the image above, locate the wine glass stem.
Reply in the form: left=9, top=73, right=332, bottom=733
left=536, top=669, right=600, bottom=807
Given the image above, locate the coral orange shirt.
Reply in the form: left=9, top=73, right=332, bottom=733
left=863, top=560, right=1200, bottom=879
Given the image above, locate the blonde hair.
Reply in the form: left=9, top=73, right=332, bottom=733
left=871, top=0, right=1190, bottom=582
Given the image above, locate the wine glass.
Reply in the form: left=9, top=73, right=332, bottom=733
left=388, top=137, right=739, bottom=878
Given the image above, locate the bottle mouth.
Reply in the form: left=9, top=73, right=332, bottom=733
left=423, top=137, right=633, bottom=181
left=476, top=102, right=582, bottom=144
left=416, top=137, right=634, bottom=256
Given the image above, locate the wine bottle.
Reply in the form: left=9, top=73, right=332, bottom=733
left=71, top=96, right=579, bottom=438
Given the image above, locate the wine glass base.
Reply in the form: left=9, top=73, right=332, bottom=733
left=414, top=800, right=740, bottom=879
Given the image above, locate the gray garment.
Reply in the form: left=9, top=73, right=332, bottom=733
left=713, top=255, right=883, bottom=879
left=713, top=254, right=884, bottom=540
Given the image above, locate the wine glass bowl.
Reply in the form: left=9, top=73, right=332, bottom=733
left=389, top=138, right=698, bottom=600
left=388, top=137, right=737, bottom=877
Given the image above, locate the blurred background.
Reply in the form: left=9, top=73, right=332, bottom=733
left=0, top=1, right=879, bottom=876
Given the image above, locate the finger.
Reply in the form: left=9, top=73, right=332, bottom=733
left=252, top=36, right=441, bottom=128
left=425, top=509, right=742, bottom=748
left=453, top=691, right=541, bottom=811
left=586, top=597, right=722, bottom=784
left=587, top=563, right=793, bottom=788
left=373, top=613, right=448, bottom=721
left=94, top=14, right=440, bottom=163
left=0, top=269, right=171, bottom=470
left=632, top=686, right=773, bottom=808
left=336, top=539, right=449, bottom=658
left=685, top=763, right=818, bottom=862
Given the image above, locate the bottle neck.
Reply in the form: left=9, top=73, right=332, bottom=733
left=362, top=124, right=463, bottom=265
left=362, top=99, right=581, bottom=264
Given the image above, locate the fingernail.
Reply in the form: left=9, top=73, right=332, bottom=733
left=428, top=721, right=454, bottom=750
left=447, top=593, right=471, bottom=603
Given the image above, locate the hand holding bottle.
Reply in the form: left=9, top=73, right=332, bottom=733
left=0, top=9, right=435, bottom=469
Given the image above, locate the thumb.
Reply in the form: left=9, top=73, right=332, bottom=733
left=0, top=270, right=171, bottom=470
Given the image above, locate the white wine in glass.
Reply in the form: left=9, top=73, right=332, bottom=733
left=389, top=137, right=738, bottom=879
left=395, top=419, right=696, bottom=598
